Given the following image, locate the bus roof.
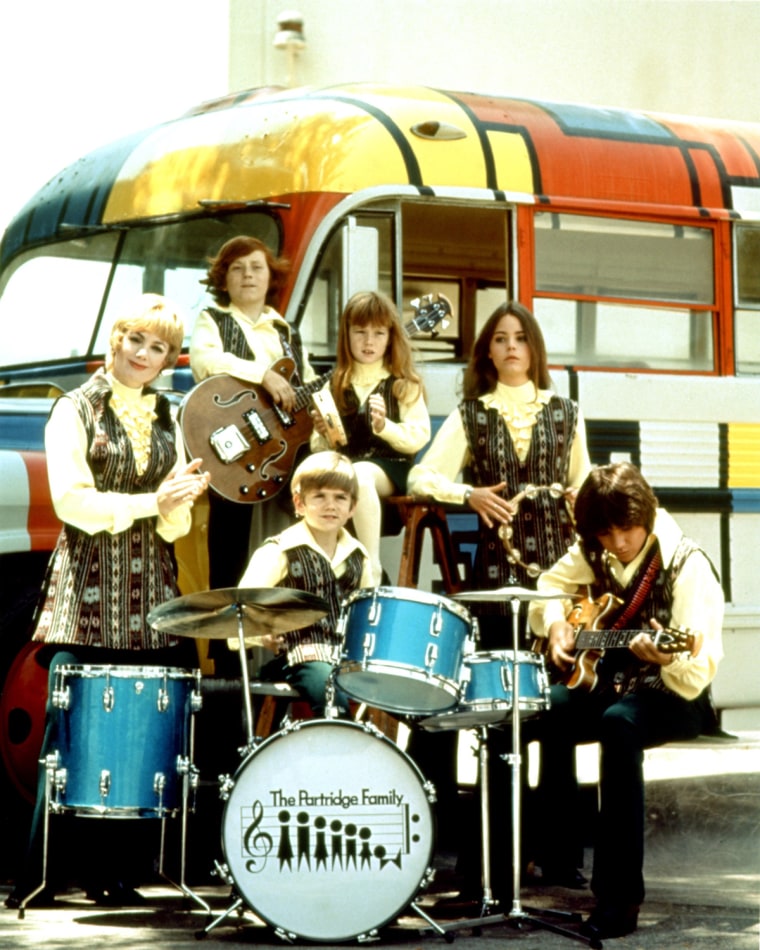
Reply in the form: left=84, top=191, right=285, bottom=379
left=3, top=81, right=760, bottom=269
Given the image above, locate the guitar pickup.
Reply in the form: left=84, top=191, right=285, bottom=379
left=209, top=425, right=251, bottom=463
left=242, top=408, right=272, bottom=444
left=271, top=403, right=295, bottom=428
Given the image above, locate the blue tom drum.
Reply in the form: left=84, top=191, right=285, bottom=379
left=50, top=665, right=202, bottom=817
left=335, top=586, right=474, bottom=715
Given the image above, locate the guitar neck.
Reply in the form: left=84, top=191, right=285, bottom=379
left=575, top=627, right=684, bottom=651
left=293, top=371, right=333, bottom=412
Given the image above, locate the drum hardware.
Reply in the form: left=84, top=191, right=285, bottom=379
left=335, top=586, right=475, bottom=716
left=197, top=718, right=449, bottom=942
left=497, top=483, right=573, bottom=579
left=15, top=665, right=209, bottom=919
left=148, top=587, right=328, bottom=753
left=418, top=650, right=551, bottom=732
left=425, top=587, right=587, bottom=943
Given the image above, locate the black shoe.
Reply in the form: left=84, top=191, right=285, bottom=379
left=5, top=887, right=57, bottom=910
left=579, top=903, right=639, bottom=940
left=85, top=882, right=146, bottom=907
left=431, top=894, right=496, bottom=919
left=534, top=866, right=588, bottom=889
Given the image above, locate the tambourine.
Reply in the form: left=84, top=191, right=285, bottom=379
left=311, top=389, right=348, bottom=449
left=497, top=483, right=573, bottom=578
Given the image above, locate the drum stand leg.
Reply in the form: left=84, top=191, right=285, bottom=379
left=197, top=889, right=248, bottom=939
left=157, top=730, right=210, bottom=913
left=15, top=755, right=55, bottom=919
left=425, top=596, right=594, bottom=946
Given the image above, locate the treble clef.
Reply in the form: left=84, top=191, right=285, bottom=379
left=243, top=800, right=274, bottom=873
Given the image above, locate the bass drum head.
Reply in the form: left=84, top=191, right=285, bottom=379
left=222, top=719, right=435, bottom=942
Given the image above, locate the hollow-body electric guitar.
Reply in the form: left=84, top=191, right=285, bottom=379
left=539, top=592, right=703, bottom=692
left=180, top=294, right=451, bottom=503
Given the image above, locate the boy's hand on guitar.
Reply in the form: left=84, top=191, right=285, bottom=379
left=629, top=621, right=675, bottom=666
left=548, top=619, right=577, bottom=671
left=262, top=368, right=296, bottom=412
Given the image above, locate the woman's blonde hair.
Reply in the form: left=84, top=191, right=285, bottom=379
left=291, top=451, right=359, bottom=505
left=331, top=291, right=424, bottom=413
left=107, top=294, right=185, bottom=370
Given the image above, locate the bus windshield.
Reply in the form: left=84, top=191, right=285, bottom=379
left=0, top=212, right=281, bottom=368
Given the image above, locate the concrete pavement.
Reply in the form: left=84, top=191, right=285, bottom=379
left=1, top=733, right=758, bottom=949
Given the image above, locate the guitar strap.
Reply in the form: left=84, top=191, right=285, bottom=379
left=606, top=542, right=663, bottom=631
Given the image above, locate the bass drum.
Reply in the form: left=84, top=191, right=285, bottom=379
left=221, top=719, right=435, bottom=942
left=0, top=642, right=48, bottom=802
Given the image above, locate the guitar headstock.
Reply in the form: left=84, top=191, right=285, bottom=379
left=653, top=627, right=703, bottom=657
left=406, top=293, right=452, bottom=337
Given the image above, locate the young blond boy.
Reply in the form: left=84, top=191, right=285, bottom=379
left=239, top=451, right=372, bottom=715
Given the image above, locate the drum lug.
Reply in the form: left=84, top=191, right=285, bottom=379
left=52, top=684, right=70, bottom=710
left=424, top=642, right=439, bottom=674
left=211, top=860, right=234, bottom=886
left=157, top=687, right=170, bottom=713
left=356, top=929, right=381, bottom=943
left=431, top=604, right=443, bottom=636
left=154, top=771, right=166, bottom=800
left=218, top=773, right=234, bottom=800
left=102, top=685, right=115, bottom=713
left=422, top=778, right=438, bottom=803
left=362, top=632, right=376, bottom=664
left=99, top=769, right=111, bottom=804
left=368, top=591, right=381, bottom=624
left=500, top=662, right=513, bottom=694
left=190, top=689, right=203, bottom=713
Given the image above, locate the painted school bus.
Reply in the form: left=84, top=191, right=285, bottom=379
left=1, top=82, right=759, bottom=729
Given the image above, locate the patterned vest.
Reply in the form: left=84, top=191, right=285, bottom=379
left=279, top=544, right=365, bottom=666
left=460, top=395, right=579, bottom=594
left=206, top=307, right=305, bottom=386
left=340, top=376, right=411, bottom=464
left=589, top=536, right=709, bottom=695
left=34, top=372, right=179, bottom=649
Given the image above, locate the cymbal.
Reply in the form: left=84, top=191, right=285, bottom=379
left=147, top=587, right=328, bottom=640
left=454, top=586, right=569, bottom=603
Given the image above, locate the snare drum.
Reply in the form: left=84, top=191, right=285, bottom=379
left=50, top=665, right=202, bottom=817
left=221, top=718, right=435, bottom=942
left=336, top=586, right=474, bottom=715
left=420, top=650, right=551, bottom=731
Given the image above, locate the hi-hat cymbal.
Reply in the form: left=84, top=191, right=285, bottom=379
left=454, top=586, right=569, bottom=603
left=147, top=587, right=328, bottom=640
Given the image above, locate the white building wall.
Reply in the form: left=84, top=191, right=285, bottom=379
left=229, top=0, right=760, bottom=122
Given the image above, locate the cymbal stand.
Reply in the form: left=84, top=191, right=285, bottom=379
left=200, top=607, right=271, bottom=938
left=233, top=602, right=257, bottom=753
left=428, top=595, right=593, bottom=946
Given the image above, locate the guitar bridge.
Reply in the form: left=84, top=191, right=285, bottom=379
left=209, top=425, right=251, bottom=462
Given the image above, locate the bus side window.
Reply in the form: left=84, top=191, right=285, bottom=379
left=735, top=223, right=760, bottom=375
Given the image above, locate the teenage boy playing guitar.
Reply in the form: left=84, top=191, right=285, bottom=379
left=528, top=461, right=724, bottom=942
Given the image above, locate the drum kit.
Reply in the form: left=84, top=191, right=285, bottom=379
left=11, top=582, right=589, bottom=945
